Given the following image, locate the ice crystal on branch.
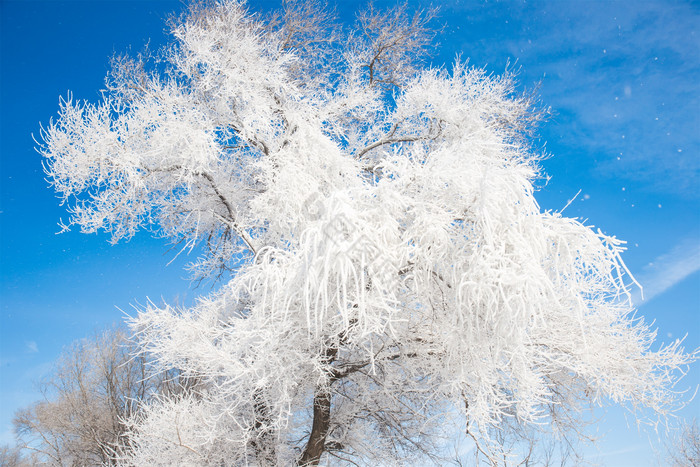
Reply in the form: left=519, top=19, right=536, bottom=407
left=40, top=1, right=696, bottom=465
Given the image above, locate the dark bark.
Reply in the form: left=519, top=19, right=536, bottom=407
left=297, top=385, right=332, bottom=466
left=297, top=346, right=338, bottom=466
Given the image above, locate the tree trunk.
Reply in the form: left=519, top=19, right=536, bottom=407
left=297, top=384, right=332, bottom=466
left=297, top=345, right=338, bottom=466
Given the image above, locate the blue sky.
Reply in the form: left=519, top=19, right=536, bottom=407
left=0, top=0, right=698, bottom=464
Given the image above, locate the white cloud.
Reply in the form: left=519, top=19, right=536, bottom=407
left=632, top=236, right=700, bottom=306
left=25, top=341, right=38, bottom=353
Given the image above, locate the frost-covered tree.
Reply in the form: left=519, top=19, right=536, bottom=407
left=39, top=1, right=696, bottom=465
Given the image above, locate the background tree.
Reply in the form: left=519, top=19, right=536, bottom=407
left=11, top=326, right=196, bottom=466
left=667, top=419, right=699, bottom=467
left=450, top=414, right=593, bottom=467
left=0, top=444, right=39, bottom=467
left=39, top=0, right=697, bottom=465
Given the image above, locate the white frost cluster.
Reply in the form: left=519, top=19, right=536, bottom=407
left=40, top=1, right=695, bottom=465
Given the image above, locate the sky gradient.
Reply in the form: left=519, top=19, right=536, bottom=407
left=1, top=1, right=698, bottom=464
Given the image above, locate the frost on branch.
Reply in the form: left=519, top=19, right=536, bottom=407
left=40, top=1, right=696, bottom=465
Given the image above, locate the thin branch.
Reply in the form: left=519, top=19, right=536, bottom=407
left=356, top=118, right=443, bottom=160
left=198, top=171, right=258, bottom=256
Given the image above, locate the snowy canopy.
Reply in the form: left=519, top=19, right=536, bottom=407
left=40, top=1, right=695, bottom=465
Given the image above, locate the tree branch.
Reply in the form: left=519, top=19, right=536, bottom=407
left=198, top=171, right=258, bottom=256
left=356, top=119, right=443, bottom=160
